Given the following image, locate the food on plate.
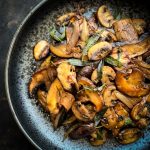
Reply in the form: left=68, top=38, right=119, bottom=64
left=28, top=4, right=150, bottom=146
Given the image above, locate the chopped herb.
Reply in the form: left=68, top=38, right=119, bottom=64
left=67, top=58, right=99, bottom=67
left=105, top=56, right=123, bottom=67
left=84, top=84, right=106, bottom=92
left=97, top=60, right=104, bottom=80
left=50, top=26, right=66, bottom=42
left=124, top=118, right=135, bottom=126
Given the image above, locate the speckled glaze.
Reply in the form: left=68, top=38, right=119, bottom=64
left=5, top=0, right=150, bottom=149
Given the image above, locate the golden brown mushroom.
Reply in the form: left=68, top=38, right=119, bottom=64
left=101, top=66, right=116, bottom=85
left=34, top=40, right=49, bottom=60
left=29, top=66, right=57, bottom=96
left=57, top=62, right=78, bottom=91
left=88, top=42, right=112, bottom=61
left=97, top=5, right=114, bottom=28
left=113, top=19, right=138, bottom=42
left=102, top=85, right=117, bottom=107
left=117, top=128, right=142, bottom=144
left=115, top=69, right=150, bottom=97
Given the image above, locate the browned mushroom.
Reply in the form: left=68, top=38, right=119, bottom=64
left=117, top=128, right=142, bottom=144
left=97, top=5, right=114, bottom=28
left=113, top=19, right=138, bottom=42
left=69, top=123, right=96, bottom=139
left=88, top=42, right=112, bottom=61
left=115, top=69, right=150, bottom=97
left=57, top=62, right=79, bottom=91
left=29, top=66, right=57, bottom=96
left=34, top=40, right=49, bottom=60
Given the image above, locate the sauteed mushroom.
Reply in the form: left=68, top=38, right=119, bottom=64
left=34, top=40, right=49, bottom=60
left=88, top=42, right=112, bottom=60
left=117, top=128, right=142, bottom=144
left=115, top=69, right=150, bottom=97
left=97, top=5, right=114, bottom=28
left=28, top=3, right=150, bottom=145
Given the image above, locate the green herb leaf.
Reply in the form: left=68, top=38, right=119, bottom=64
left=50, top=26, right=66, bottom=42
left=67, top=59, right=99, bottom=67
left=105, top=56, right=123, bottom=68
left=97, top=60, right=104, bottom=80
left=83, top=84, right=106, bottom=92
left=124, top=118, right=135, bottom=126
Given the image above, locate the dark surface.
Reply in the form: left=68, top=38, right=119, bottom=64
left=0, top=0, right=40, bottom=149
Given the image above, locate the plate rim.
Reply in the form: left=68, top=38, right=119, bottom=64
left=5, top=0, right=48, bottom=149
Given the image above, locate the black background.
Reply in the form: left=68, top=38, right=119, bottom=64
left=0, top=0, right=41, bottom=149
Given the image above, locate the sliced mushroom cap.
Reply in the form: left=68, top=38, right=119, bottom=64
left=131, top=99, right=149, bottom=121
left=100, top=30, right=117, bottom=42
left=101, top=107, right=118, bottom=129
left=80, top=18, right=89, bottom=42
left=102, top=85, right=117, bottom=107
left=72, top=101, right=96, bottom=122
left=78, top=76, right=95, bottom=88
left=57, top=62, right=78, bottom=91
left=79, top=66, right=95, bottom=78
left=38, top=56, right=51, bottom=71
left=101, top=66, right=116, bottom=85
left=34, top=40, right=49, bottom=60
left=120, top=36, right=150, bottom=58
left=50, top=44, right=81, bottom=58
left=136, top=118, right=149, bottom=129
left=90, top=129, right=107, bottom=146
left=47, top=78, right=63, bottom=114
left=115, top=69, right=150, bottom=97
left=60, top=91, right=75, bottom=111
left=69, top=123, right=96, bottom=139
left=56, top=12, right=76, bottom=25
left=91, top=69, right=99, bottom=84
left=37, top=89, right=48, bottom=111
left=97, top=5, right=114, bottom=28
left=132, top=19, right=146, bottom=35
left=117, top=128, right=142, bottom=144
left=88, top=42, right=112, bottom=61
left=113, top=19, right=138, bottom=42
left=29, top=66, right=57, bottom=96
left=67, top=20, right=80, bottom=51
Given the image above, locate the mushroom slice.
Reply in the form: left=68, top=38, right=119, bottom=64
left=85, top=90, right=103, bottom=112
left=88, top=42, right=112, bottom=61
left=56, top=12, right=76, bottom=25
left=101, top=66, right=116, bottom=85
left=101, top=107, right=118, bottom=129
left=60, top=92, right=75, bottom=111
left=120, top=36, right=150, bottom=58
left=102, top=85, right=117, bottom=107
left=67, top=20, right=80, bottom=51
left=79, top=66, right=95, bottom=78
left=69, top=123, right=96, bottom=139
left=57, top=62, right=78, bottom=91
left=80, top=18, right=89, bottom=42
left=78, top=77, right=95, bottom=88
left=37, top=89, right=48, bottom=111
left=72, top=101, right=96, bottom=122
left=47, top=78, right=63, bottom=115
left=115, top=69, right=150, bottom=97
left=97, top=5, right=114, bottom=28
left=38, top=56, right=51, bottom=71
left=117, top=128, right=142, bottom=144
left=34, top=40, right=49, bottom=60
left=91, top=69, right=99, bottom=84
left=100, top=30, right=117, bottom=42
left=136, top=118, right=149, bottom=129
left=90, top=129, right=107, bottom=146
left=113, top=19, right=138, bottom=42
left=131, top=99, right=149, bottom=121
left=50, top=44, right=81, bottom=58
left=29, top=66, right=57, bottom=96
left=132, top=19, right=146, bottom=35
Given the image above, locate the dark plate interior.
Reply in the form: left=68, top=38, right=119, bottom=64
left=5, top=0, right=150, bottom=149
